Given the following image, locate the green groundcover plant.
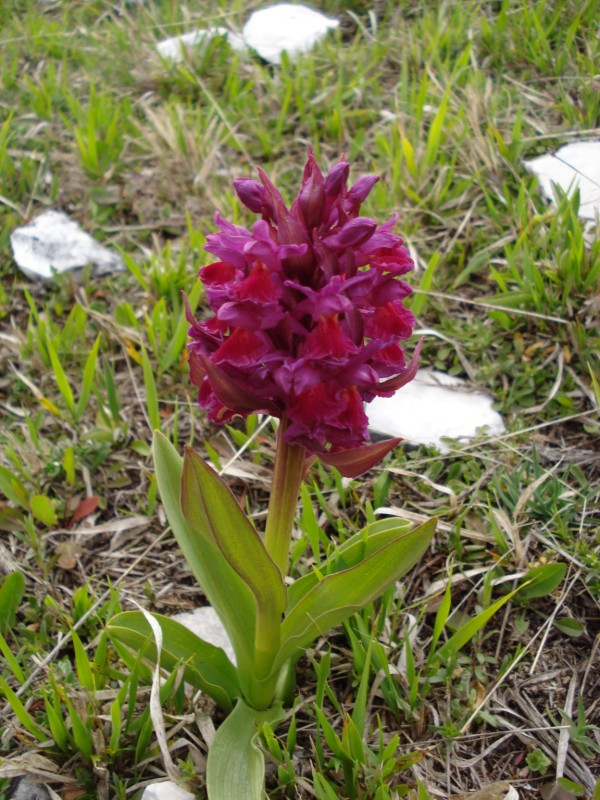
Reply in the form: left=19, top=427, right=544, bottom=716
left=107, top=149, right=436, bottom=799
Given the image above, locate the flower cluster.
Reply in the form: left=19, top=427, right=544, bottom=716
left=187, top=148, right=418, bottom=455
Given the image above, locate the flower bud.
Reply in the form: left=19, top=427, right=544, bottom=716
left=324, top=160, right=350, bottom=196
left=234, top=179, right=267, bottom=214
left=298, top=153, right=325, bottom=230
left=323, top=217, right=377, bottom=249
left=345, top=175, right=380, bottom=212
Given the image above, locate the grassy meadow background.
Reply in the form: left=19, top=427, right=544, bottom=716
left=0, top=1, right=598, bottom=798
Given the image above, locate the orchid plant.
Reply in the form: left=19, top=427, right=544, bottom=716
left=108, top=149, right=436, bottom=800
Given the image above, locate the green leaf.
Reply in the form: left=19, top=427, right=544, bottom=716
left=557, top=778, right=586, bottom=797
left=312, top=770, right=341, bottom=800
left=274, top=519, right=436, bottom=672
left=45, top=334, right=75, bottom=415
left=62, top=446, right=75, bottom=485
left=160, top=311, right=189, bottom=372
left=109, top=695, right=122, bottom=752
left=554, top=617, right=585, bottom=637
left=181, top=447, right=287, bottom=623
left=71, top=628, right=95, bottom=692
left=519, top=563, right=566, bottom=599
left=434, top=588, right=520, bottom=663
left=0, top=571, right=25, bottom=635
left=153, top=432, right=256, bottom=671
left=0, top=465, right=28, bottom=508
left=287, top=518, right=414, bottom=610
left=412, top=251, right=441, bottom=315
left=207, top=698, right=284, bottom=800
left=75, top=334, right=100, bottom=419
left=30, top=495, right=58, bottom=527
left=526, top=747, right=551, bottom=775
left=141, top=346, right=160, bottom=431
left=0, top=629, right=25, bottom=683
left=0, top=674, right=48, bottom=742
left=107, top=610, right=240, bottom=711
left=351, top=637, right=372, bottom=736
left=64, top=693, right=93, bottom=760
left=428, top=572, right=453, bottom=663
left=314, top=705, right=344, bottom=760
left=424, top=88, right=450, bottom=167
left=44, top=698, right=69, bottom=751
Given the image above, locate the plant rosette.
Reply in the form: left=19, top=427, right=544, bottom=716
left=108, top=149, right=436, bottom=800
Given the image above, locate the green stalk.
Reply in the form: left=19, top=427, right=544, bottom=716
left=264, top=418, right=306, bottom=575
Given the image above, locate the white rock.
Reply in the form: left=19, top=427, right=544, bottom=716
left=367, top=370, right=505, bottom=451
left=156, top=27, right=246, bottom=63
left=10, top=210, right=123, bottom=281
left=8, top=778, right=49, bottom=800
left=243, top=3, right=339, bottom=65
left=524, top=141, right=600, bottom=243
left=172, top=607, right=236, bottom=665
left=141, top=781, right=195, bottom=800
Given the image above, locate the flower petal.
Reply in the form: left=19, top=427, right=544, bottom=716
left=199, top=355, right=272, bottom=414
left=213, top=328, right=271, bottom=367
left=323, top=217, right=377, bottom=249
left=304, top=315, right=358, bottom=359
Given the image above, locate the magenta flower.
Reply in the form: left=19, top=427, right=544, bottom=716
left=187, top=148, right=419, bottom=472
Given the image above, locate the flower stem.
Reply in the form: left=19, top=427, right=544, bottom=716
left=264, top=418, right=306, bottom=575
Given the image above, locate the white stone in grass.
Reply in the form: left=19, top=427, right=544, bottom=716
left=172, top=606, right=236, bottom=666
left=141, top=781, right=195, bottom=800
left=156, top=27, right=246, bottom=63
left=242, top=3, right=339, bottom=65
left=10, top=210, right=123, bottom=281
left=367, top=370, right=505, bottom=452
left=523, top=141, right=600, bottom=243
left=8, top=778, right=49, bottom=800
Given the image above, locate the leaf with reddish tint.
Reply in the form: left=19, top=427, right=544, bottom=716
left=180, top=447, right=287, bottom=622
left=70, top=496, right=99, bottom=524
left=318, top=438, right=402, bottom=478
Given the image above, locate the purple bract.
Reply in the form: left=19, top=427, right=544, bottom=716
left=187, top=148, right=419, bottom=455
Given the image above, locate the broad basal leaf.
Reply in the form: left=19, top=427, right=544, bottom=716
left=181, top=446, right=287, bottom=625
left=207, top=698, right=284, bottom=800
left=273, top=518, right=436, bottom=673
left=153, top=432, right=255, bottom=668
left=286, top=517, right=414, bottom=611
left=107, top=611, right=240, bottom=711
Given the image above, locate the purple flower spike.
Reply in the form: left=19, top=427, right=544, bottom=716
left=188, top=147, right=419, bottom=457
